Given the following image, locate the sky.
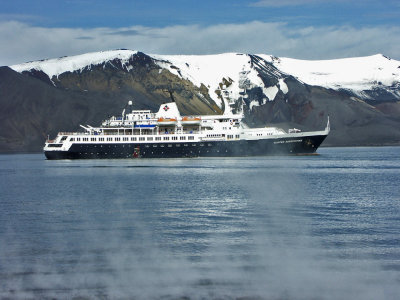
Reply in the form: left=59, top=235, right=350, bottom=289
left=1, top=0, right=400, bottom=66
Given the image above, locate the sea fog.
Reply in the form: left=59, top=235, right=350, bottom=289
left=0, top=147, right=399, bottom=299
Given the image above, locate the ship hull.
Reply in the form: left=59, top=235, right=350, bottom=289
left=44, top=134, right=328, bottom=160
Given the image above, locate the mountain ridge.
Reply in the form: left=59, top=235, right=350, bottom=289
left=11, top=50, right=400, bottom=104
left=1, top=50, right=400, bottom=152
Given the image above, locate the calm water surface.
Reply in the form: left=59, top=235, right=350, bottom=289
left=0, top=147, right=399, bottom=299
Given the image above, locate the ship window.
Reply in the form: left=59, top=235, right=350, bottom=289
left=168, top=144, right=172, bottom=147
left=70, top=137, right=75, bottom=141
left=77, top=137, right=81, bottom=141
left=131, top=137, right=137, bottom=141
left=155, top=137, right=161, bottom=141
left=153, top=144, right=157, bottom=147
left=107, top=137, right=112, bottom=141
left=180, top=136, right=186, bottom=140
left=99, top=137, right=104, bottom=141
left=123, top=137, right=129, bottom=141
left=163, top=137, right=169, bottom=141
left=172, top=136, right=178, bottom=140
left=176, top=144, right=180, bottom=147
left=147, top=137, right=153, bottom=141
left=188, top=136, right=194, bottom=140
left=91, top=137, right=96, bottom=141
left=83, top=137, right=88, bottom=141
left=61, top=136, right=68, bottom=141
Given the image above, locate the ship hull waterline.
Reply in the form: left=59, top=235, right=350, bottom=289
left=44, top=134, right=327, bottom=160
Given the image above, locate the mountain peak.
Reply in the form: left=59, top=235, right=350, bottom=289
left=9, top=50, right=400, bottom=105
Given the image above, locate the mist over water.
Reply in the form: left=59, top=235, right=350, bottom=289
left=1, top=147, right=400, bottom=299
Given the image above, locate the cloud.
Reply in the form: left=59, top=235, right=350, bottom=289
left=75, top=36, right=94, bottom=40
left=1, top=21, right=400, bottom=66
left=107, top=29, right=143, bottom=36
left=107, top=28, right=166, bottom=38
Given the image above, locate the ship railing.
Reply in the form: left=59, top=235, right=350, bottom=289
left=157, top=131, right=199, bottom=135
left=103, top=131, right=156, bottom=136
left=58, top=132, right=86, bottom=136
left=70, top=130, right=202, bottom=136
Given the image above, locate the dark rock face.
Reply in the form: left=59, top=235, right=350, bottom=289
left=1, top=51, right=400, bottom=153
left=21, top=69, right=53, bottom=86
left=0, top=66, right=127, bottom=152
left=49, top=52, right=221, bottom=115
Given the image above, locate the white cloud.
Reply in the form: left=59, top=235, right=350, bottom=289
left=1, top=21, right=400, bottom=66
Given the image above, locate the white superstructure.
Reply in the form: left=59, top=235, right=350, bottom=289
left=44, top=100, right=330, bottom=159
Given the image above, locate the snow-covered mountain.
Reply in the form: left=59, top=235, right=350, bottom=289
left=2, top=49, right=400, bottom=152
left=11, top=50, right=400, bottom=110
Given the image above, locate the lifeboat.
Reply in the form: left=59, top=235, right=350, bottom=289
left=157, top=117, right=177, bottom=126
left=181, top=116, right=201, bottom=125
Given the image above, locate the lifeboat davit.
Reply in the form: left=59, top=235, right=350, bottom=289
left=157, top=117, right=177, bottom=126
left=181, top=116, right=201, bottom=125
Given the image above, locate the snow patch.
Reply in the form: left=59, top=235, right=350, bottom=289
left=279, top=78, right=288, bottom=94
left=249, top=100, right=260, bottom=110
left=263, top=85, right=279, bottom=101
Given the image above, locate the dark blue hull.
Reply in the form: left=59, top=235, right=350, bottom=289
left=44, top=134, right=328, bottom=159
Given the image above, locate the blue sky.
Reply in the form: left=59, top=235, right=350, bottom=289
left=1, top=0, right=400, bottom=65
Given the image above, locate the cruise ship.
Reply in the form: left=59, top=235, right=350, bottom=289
left=44, top=100, right=330, bottom=159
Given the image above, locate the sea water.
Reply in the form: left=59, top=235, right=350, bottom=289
left=0, top=147, right=399, bottom=299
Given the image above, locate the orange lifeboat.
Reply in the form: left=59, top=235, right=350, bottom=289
left=157, top=117, right=177, bottom=126
left=181, top=116, right=201, bottom=125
